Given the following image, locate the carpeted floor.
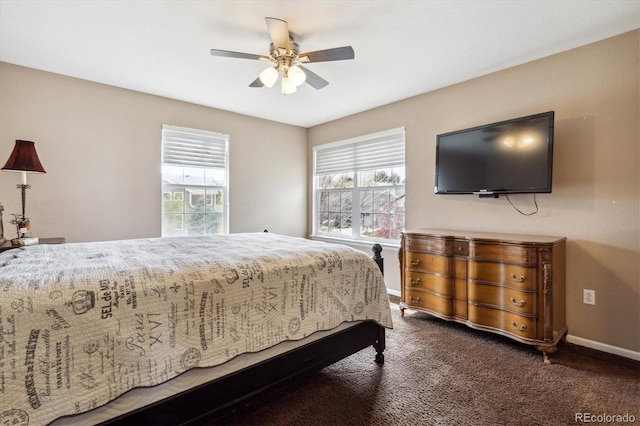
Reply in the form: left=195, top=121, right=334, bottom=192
left=215, top=303, right=639, bottom=426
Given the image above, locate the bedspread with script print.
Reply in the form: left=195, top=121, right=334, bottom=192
left=0, top=233, right=393, bottom=425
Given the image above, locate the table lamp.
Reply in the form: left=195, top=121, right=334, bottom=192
left=2, top=140, right=46, bottom=238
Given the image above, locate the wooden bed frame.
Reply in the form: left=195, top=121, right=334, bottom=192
left=101, top=244, right=387, bottom=425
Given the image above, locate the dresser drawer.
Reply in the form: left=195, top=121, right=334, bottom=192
left=405, top=252, right=450, bottom=274
left=405, top=235, right=450, bottom=254
left=468, top=261, right=536, bottom=290
left=404, top=271, right=453, bottom=296
left=453, top=240, right=469, bottom=256
left=404, top=289, right=454, bottom=316
left=468, top=305, right=536, bottom=339
left=467, top=282, right=536, bottom=315
left=470, top=242, right=537, bottom=264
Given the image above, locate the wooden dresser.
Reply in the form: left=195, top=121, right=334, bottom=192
left=400, top=229, right=567, bottom=362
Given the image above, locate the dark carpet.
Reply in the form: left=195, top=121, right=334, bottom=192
left=214, top=303, right=639, bottom=426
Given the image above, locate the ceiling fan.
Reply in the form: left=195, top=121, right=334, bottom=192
left=210, top=17, right=355, bottom=94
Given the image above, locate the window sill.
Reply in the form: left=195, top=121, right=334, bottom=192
left=309, top=234, right=400, bottom=251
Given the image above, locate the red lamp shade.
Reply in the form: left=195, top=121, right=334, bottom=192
left=2, top=140, right=46, bottom=173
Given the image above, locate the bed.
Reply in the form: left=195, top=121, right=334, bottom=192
left=0, top=232, right=392, bottom=425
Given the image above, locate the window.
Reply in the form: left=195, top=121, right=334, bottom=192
left=161, top=125, right=229, bottom=236
left=313, top=127, right=405, bottom=242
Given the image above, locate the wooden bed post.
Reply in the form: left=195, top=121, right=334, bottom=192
left=372, top=243, right=383, bottom=275
left=374, top=325, right=386, bottom=364
left=371, top=243, right=385, bottom=364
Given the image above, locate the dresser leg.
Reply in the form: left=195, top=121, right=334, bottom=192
left=538, top=346, right=557, bottom=364
left=399, top=301, right=408, bottom=317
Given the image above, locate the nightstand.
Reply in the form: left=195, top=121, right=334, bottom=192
left=0, top=237, right=66, bottom=253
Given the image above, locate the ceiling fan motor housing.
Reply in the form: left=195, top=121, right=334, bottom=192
left=269, top=40, right=301, bottom=73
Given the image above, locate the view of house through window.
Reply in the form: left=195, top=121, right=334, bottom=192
left=314, top=128, right=406, bottom=242
left=161, top=125, right=229, bottom=236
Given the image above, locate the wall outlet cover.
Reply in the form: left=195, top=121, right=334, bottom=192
left=583, top=289, right=595, bottom=305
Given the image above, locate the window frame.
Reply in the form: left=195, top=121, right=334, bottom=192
left=313, top=128, right=405, bottom=244
left=161, top=125, right=229, bottom=237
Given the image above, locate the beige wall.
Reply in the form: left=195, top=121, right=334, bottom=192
left=1, top=31, right=638, bottom=355
left=308, top=31, right=639, bottom=354
left=0, top=63, right=308, bottom=242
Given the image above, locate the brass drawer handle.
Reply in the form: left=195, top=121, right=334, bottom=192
left=410, top=259, right=421, bottom=266
left=510, top=297, right=526, bottom=307
left=410, top=296, right=422, bottom=303
left=511, top=321, right=527, bottom=331
left=510, top=274, right=526, bottom=283
left=410, top=278, right=421, bottom=285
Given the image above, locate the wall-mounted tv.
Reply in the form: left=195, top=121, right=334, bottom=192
left=435, top=111, right=554, bottom=196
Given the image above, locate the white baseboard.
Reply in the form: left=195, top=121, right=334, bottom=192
left=566, top=335, right=640, bottom=361
left=387, top=288, right=401, bottom=298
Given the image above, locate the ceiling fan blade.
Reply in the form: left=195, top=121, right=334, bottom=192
left=210, top=49, right=268, bottom=61
left=265, top=17, right=290, bottom=50
left=299, top=46, right=355, bottom=63
left=299, top=66, right=329, bottom=90
left=249, top=77, right=264, bottom=88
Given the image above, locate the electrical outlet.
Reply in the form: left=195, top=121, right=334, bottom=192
left=583, top=289, right=595, bottom=305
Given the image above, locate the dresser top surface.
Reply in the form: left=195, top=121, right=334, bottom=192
left=402, top=229, right=566, bottom=245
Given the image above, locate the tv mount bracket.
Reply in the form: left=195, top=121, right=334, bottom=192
left=473, top=191, right=499, bottom=198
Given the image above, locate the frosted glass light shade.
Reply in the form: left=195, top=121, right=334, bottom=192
left=281, top=76, right=297, bottom=95
left=288, top=65, right=306, bottom=86
left=259, top=67, right=278, bottom=88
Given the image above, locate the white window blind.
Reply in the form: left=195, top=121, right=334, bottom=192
left=162, top=125, right=228, bottom=169
left=314, top=127, right=405, bottom=175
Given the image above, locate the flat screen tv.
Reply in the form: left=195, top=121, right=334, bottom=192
left=435, top=111, right=554, bottom=196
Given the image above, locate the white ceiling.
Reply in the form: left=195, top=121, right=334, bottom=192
left=1, top=1, right=639, bottom=128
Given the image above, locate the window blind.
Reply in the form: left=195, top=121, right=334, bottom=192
left=314, top=127, right=405, bottom=175
left=162, top=125, right=228, bottom=169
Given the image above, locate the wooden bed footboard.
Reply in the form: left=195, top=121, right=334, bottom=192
left=98, top=244, right=387, bottom=426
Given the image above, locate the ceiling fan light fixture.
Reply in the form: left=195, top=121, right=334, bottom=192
left=259, top=66, right=278, bottom=88
left=288, top=65, right=306, bottom=87
left=210, top=17, right=353, bottom=93
left=281, top=76, right=297, bottom=95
